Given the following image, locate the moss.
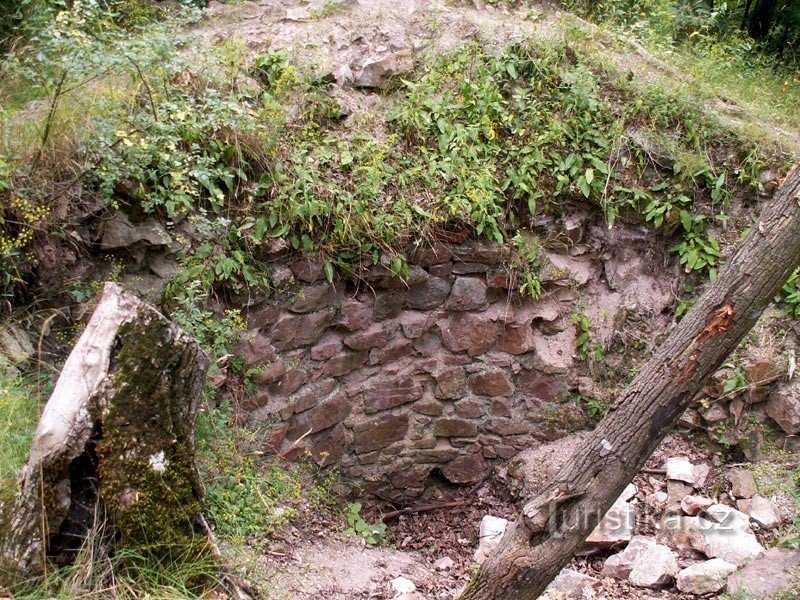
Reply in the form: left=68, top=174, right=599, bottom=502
left=95, top=308, right=208, bottom=556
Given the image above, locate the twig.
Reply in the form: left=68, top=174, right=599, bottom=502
left=641, top=468, right=666, bottom=475
left=197, top=514, right=260, bottom=600
left=381, top=500, right=470, bottom=523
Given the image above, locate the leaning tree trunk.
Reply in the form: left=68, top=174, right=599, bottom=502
left=0, top=283, right=209, bottom=586
left=460, top=164, right=800, bottom=600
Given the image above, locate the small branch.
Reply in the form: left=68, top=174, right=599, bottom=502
left=381, top=501, right=470, bottom=523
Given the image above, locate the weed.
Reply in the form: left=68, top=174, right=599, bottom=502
left=343, top=502, right=387, bottom=546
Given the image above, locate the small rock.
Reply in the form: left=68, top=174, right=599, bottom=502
left=667, top=479, right=694, bottom=504
left=433, top=556, right=455, bottom=571
left=728, top=468, right=758, bottom=499
left=676, top=559, right=737, bottom=595
left=665, top=457, right=710, bottom=488
left=765, top=377, right=800, bottom=434
left=474, top=515, right=508, bottom=564
left=689, top=504, right=765, bottom=565
left=681, top=495, right=714, bottom=516
left=0, top=324, right=34, bottom=364
left=389, top=576, right=417, bottom=596
left=586, top=485, right=636, bottom=546
left=727, top=547, right=800, bottom=598
left=545, top=568, right=599, bottom=599
left=737, top=495, right=781, bottom=529
left=602, top=536, right=678, bottom=587
left=647, top=491, right=669, bottom=508
left=354, top=51, right=414, bottom=89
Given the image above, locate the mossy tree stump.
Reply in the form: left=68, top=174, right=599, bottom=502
left=0, top=283, right=209, bottom=586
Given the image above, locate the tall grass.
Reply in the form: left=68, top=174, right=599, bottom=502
left=0, top=363, right=41, bottom=504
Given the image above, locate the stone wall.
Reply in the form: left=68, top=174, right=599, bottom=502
left=234, top=222, right=674, bottom=500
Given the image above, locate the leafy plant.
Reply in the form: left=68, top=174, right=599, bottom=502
left=344, top=502, right=387, bottom=546
left=780, top=268, right=800, bottom=317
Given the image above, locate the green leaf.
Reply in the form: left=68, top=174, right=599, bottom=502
left=585, top=168, right=594, bottom=185
left=680, top=210, right=693, bottom=233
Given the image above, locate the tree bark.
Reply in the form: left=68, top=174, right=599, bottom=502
left=459, top=163, right=800, bottom=600
left=0, top=283, right=209, bottom=586
left=748, top=0, right=778, bottom=39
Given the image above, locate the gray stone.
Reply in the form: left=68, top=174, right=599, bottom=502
left=406, top=278, right=451, bottom=310
left=446, top=277, right=488, bottom=311
left=602, top=536, right=678, bottom=587
left=681, top=495, right=714, bottom=516
left=545, top=568, right=599, bottom=599
left=728, top=468, right=758, bottom=499
left=682, top=504, right=765, bottom=565
left=727, top=547, right=800, bottom=598
left=676, top=559, right=737, bottom=595
left=354, top=51, right=414, bottom=89
left=0, top=324, right=34, bottom=364
left=587, top=484, right=636, bottom=547
left=737, top=495, right=781, bottom=529
left=665, top=457, right=709, bottom=488
left=101, top=213, right=171, bottom=249
left=474, top=515, right=508, bottom=564
left=374, top=290, right=406, bottom=320
left=290, top=258, right=325, bottom=282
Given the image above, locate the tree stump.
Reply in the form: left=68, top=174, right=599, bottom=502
left=0, top=283, right=209, bottom=585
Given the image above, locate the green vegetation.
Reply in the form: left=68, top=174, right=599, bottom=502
left=0, top=365, right=41, bottom=504
left=1, top=0, right=786, bottom=313
left=343, top=501, right=388, bottom=546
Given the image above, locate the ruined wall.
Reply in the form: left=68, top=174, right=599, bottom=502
left=234, top=218, right=674, bottom=500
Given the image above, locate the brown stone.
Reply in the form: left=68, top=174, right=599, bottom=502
left=412, top=398, right=444, bottom=416
left=271, top=308, right=336, bottom=351
left=310, top=336, right=342, bottom=361
left=374, top=290, right=406, bottom=320
left=289, top=283, right=341, bottom=314
left=388, top=463, right=434, bottom=488
left=338, top=299, right=373, bottom=331
left=452, top=240, right=506, bottom=264
left=429, top=262, right=453, bottom=277
left=496, top=323, right=533, bottom=355
left=353, top=413, right=409, bottom=454
left=400, top=312, right=435, bottom=339
left=452, top=262, right=489, bottom=275
left=487, top=269, right=515, bottom=289
left=484, top=418, right=531, bottom=436
left=434, top=418, right=478, bottom=437
left=248, top=305, right=282, bottom=330
left=433, top=366, right=468, bottom=400
left=409, top=242, right=452, bottom=266
left=343, top=324, right=389, bottom=351
left=469, top=370, right=515, bottom=397
left=441, top=453, right=490, bottom=484
left=490, top=397, right=513, bottom=417
left=233, top=330, right=276, bottom=366
left=369, top=338, right=414, bottom=365
left=439, top=313, right=498, bottom=355
left=364, top=377, right=424, bottom=413
left=455, top=398, right=484, bottom=418
left=518, top=372, right=564, bottom=402
left=324, top=351, right=368, bottom=377
left=253, top=359, right=286, bottom=385
left=290, top=378, right=338, bottom=414
left=766, top=379, right=800, bottom=434
left=286, top=393, right=350, bottom=440
left=446, top=277, right=488, bottom=311
left=290, top=257, right=325, bottom=282
left=407, top=278, right=452, bottom=310
left=262, top=422, right=289, bottom=455
left=309, top=424, right=346, bottom=466
left=268, top=366, right=308, bottom=397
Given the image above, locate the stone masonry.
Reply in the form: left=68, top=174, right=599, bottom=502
left=235, top=230, right=673, bottom=500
